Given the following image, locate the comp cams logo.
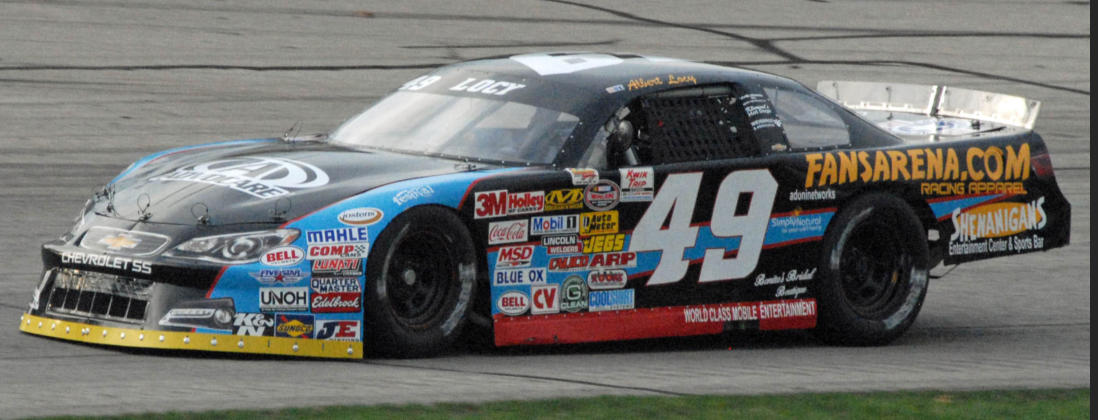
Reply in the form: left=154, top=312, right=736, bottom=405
left=150, top=157, right=329, bottom=199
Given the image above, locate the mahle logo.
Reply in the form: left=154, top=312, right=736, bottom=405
left=546, top=188, right=584, bottom=211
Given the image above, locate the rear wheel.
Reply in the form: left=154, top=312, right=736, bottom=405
left=364, top=206, right=476, bottom=357
left=815, top=193, right=929, bottom=346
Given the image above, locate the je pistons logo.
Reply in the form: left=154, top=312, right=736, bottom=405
left=150, top=157, right=329, bottom=199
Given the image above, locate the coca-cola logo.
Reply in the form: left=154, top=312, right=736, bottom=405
left=150, top=157, right=329, bottom=199
left=488, top=220, right=529, bottom=245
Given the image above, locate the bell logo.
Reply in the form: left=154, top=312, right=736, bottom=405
left=531, top=284, right=560, bottom=315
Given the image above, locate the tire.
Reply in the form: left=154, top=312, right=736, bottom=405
left=363, top=206, right=477, bottom=357
left=815, top=193, right=929, bottom=346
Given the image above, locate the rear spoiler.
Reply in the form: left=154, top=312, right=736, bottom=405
left=816, top=81, right=1041, bottom=129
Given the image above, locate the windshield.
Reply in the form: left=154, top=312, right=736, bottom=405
left=329, top=91, right=581, bottom=165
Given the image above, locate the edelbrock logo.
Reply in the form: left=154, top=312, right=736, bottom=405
left=338, top=207, right=383, bottom=226
left=149, top=157, right=329, bottom=199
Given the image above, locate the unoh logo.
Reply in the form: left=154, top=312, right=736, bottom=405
left=950, top=197, right=1046, bottom=242
left=338, top=207, right=383, bottom=226
left=496, top=291, right=529, bottom=316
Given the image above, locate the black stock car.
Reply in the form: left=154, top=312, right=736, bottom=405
left=20, top=53, right=1069, bottom=358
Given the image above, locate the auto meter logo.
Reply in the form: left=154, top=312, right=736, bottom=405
left=261, top=246, right=304, bottom=266
left=584, top=179, right=620, bottom=211
left=580, top=211, right=619, bottom=235
left=497, top=291, right=530, bottom=316
left=488, top=220, right=529, bottom=245
left=338, top=207, right=383, bottom=226
left=150, top=157, right=329, bottom=199
left=496, top=245, right=534, bottom=268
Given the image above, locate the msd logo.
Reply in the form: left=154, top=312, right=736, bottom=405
left=496, top=245, right=534, bottom=268
left=488, top=220, right=529, bottom=245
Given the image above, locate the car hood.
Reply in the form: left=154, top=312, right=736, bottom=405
left=99, top=140, right=494, bottom=225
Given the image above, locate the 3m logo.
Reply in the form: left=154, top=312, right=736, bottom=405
left=475, top=190, right=508, bottom=219
left=546, top=189, right=584, bottom=211
left=530, top=284, right=560, bottom=315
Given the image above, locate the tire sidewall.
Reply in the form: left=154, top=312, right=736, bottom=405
left=816, top=193, right=929, bottom=345
left=364, top=206, right=477, bottom=357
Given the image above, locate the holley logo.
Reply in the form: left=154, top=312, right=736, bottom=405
left=261, top=246, right=304, bottom=266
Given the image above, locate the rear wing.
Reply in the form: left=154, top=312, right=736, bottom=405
left=816, top=81, right=1041, bottom=130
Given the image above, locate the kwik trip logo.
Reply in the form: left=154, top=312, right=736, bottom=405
left=150, top=157, right=329, bottom=199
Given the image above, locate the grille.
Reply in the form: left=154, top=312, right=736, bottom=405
left=46, top=269, right=153, bottom=324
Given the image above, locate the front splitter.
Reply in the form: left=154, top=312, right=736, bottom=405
left=18, top=313, right=362, bottom=359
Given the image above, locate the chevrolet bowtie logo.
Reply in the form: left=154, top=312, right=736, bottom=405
left=98, top=233, right=140, bottom=250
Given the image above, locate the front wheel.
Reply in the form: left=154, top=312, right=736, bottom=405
left=815, top=193, right=929, bottom=346
left=364, top=206, right=477, bottom=357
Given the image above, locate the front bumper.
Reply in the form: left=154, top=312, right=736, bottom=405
left=19, top=312, right=362, bottom=358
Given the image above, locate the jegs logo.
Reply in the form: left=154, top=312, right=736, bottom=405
left=149, top=157, right=329, bottom=199
left=496, top=245, right=534, bottom=268
left=581, top=234, right=625, bottom=253
left=315, top=320, right=360, bottom=341
left=232, top=313, right=274, bottom=336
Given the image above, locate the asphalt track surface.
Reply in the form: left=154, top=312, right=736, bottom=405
left=0, top=1, right=1089, bottom=418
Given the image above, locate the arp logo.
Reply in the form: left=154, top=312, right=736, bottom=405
left=475, top=190, right=508, bottom=219
left=496, top=245, right=534, bottom=268
left=314, top=320, right=360, bottom=341
left=531, top=284, right=560, bottom=315
left=545, top=188, right=584, bottom=211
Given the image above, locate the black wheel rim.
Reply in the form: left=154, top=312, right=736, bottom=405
left=839, top=210, right=912, bottom=319
left=385, top=229, right=455, bottom=328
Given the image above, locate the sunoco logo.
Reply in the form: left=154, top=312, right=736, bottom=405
left=150, top=157, right=329, bottom=199
left=338, top=207, right=383, bottom=226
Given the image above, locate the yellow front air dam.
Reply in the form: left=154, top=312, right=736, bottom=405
left=18, top=313, right=362, bottom=359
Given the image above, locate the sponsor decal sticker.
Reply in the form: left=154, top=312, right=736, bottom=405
left=605, top=84, right=625, bottom=94
left=530, top=284, right=560, bottom=315
left=232, top=313, right=274, bottom=336
left=493, top=267, right=547, bottom=286
left=315, top=320, right=361, bottom=341
left=545, top=188, right=585, bottom=211
left=584, top=179, right=620, bottom=211
left=804, top=144, right=1031, bottom=189
left=475, top=190, right=508, bottom=219
left=560, top=275, right=588, bottom=312
left=275, top=313, right=315, bottom=338
left=311, top=292, right=361, bottom=313
left=589, top=289, right=634, bottom=312
left=579, top=211, right=619, bottom=236
left=496, top=245, right=535, bottom=268
left=311, top=258, right=362, bottom=277
left=249, top=268, right=306, bottom=285
left=566, top=168, right=599, bottom=186
left=549, top=252, right=637, bottom=272
left=788, top=188, right=836, bottom=201
left=948, top=197, right=1047, bottom=256
left=488, top=219, right=529, bottom=245
left=542, top=235, right=582, bottom=254
left=393, top=185, right=435, bottom=206
left=261, top=246, right=304, bottom=267
left=259, top=287, right=309, bottom=312
left=682, top=299, right=817, bottom=324
left=619, top=167, right=654, bottom=202
left=310, top=277, right=362, bottom=293
left=507, top=191, right=545, bottom=215
left=754, top=268, right=817, bottom=287
left=587, top=269, right=627, bottom=290
left=581, top=234, right=625, bottom=253
left=338, top=207, right=383, bottom=226
left=449, top=78, right=527, bottom=96
left=307, top=243, right=368, bottom=260
left=529, top=215, right=579, bottom=236
left=497, top=290, right=530, bottom=316
left=306, top=227, right=369, bottom=244
left=149, top=157, right=329, bottom=199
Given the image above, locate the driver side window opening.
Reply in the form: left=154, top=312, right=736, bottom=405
left=762, top=85, right=851, bottom=149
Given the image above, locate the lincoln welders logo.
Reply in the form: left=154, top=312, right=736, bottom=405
left=150, top=157, right=329, bottom=199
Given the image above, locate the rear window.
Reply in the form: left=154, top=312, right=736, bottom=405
left=763, top=86, right=851, bottom=149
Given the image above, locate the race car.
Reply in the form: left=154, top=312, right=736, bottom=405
left=19, top=53, right=1070, bottom=358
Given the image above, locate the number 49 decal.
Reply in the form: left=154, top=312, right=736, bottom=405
left=629, top=169, right=778, bottom=286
